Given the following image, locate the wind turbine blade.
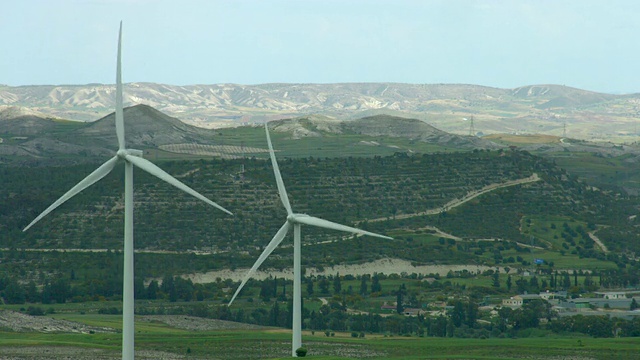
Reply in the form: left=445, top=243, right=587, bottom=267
left=294, top=215, right=393, bottom=240
left=115, top=21, right=125, bottom=151
left=228, top=221, right=291, bottom=306
left=23, top=156, right=119, bottom=231
left=265, top=123, right=292, bottom=215
left=126, top=154, right=233, bottom=215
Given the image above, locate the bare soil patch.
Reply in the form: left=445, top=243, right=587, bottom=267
left=0, top=310, right=115, bottom=334
left=139, top=315, right=267, bottom=331
left=185, top=258, right=498, bottom=283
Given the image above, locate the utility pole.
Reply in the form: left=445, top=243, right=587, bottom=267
left=241, top=141, right=245, bottom=181
left=468, top=116, right=475, bottom=136
left=635, top=106, right=639, bottom=144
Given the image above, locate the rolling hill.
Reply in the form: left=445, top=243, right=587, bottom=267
left=76, top=104, right=220, bottom=148
left=268, top=114, right=502, bottom=150
left=0, top=106, right=61, bottom=136
left=0, top=105, right=504, bottom=165
left=0, top=104, right=225, bottom=165
left=4, top=103, right=640, bottom=195
left=1, top=148, right=637, bottom=275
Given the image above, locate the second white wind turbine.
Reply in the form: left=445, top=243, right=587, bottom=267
left=228, top=123, right=392, bottom=357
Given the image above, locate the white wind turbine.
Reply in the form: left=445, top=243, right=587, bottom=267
left=228, top=123, right=392, bottom=357
left=23, top=22, right=233, bottom=360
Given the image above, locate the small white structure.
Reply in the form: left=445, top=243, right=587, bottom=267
left=539, top=291, right=567, bottom=300
left=403, top=308, right=425, bottom=316
left=595, top=292, right=627, bottom=299
left=502, top=296, right=523, bottom=307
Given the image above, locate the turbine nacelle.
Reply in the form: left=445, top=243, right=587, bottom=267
left=117, top=148, right=144, bottom=159
left=287, top=213, right=307, bottom=223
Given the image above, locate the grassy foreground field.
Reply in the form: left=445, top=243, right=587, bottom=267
left=1, top=312, right=639, bottom=359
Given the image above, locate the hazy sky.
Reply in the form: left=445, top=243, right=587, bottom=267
left=2, top=0, right=639, bottom=93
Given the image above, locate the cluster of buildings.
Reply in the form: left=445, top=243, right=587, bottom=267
left=502, top=290, right=640, bottom=320
left=377, top=290, right=640, bottom=319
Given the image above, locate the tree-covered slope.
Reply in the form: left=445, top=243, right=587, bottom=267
left=2, top=150, right=636, bottom=260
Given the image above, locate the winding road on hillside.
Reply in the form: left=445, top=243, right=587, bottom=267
left=588, top=230, right=609, bottom=254
left=366, top=173, right=541, bottom=223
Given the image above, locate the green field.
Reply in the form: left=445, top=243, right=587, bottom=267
left=214, top=125, right=456, bottom=159
left=1, top=312, right=639, bottom=359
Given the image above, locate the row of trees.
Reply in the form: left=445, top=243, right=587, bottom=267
left=1, top=272, right=386, bottom=306
left=1, top=277, right=71, bottom=305
left=131, top=297, right=640, bottom=339
left=5, top=264, right=640, bottom=306
left=0, top=274, right=216, bottom=305
left=5, top=268, right=640, bottom=340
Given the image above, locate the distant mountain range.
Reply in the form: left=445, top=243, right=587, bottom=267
left=1, top=83, right=639, bottom=141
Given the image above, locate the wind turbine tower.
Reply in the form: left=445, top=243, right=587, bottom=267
left=228, top=123, right=392, bottom=357
left=23, top=23, right=233, bottom=360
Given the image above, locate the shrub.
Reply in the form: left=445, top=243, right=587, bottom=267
left=27, top=306, right=45, bottom=316
left=295, top=347, right=307, bottom=357
left=98, top=307, right=120, bottom=315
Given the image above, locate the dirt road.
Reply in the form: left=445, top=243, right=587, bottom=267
left=367, top=173, right=540, bottom=223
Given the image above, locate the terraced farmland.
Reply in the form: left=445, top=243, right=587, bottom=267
left=2, top=149, right=634, bottom=266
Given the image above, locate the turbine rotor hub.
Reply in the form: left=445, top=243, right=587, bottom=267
left=287, top=213, right=309, bottom=223
left=117, top=149, right=144, bottom=159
